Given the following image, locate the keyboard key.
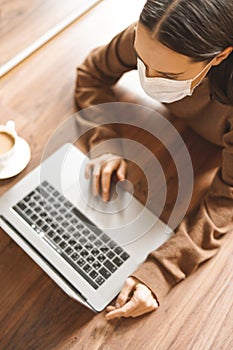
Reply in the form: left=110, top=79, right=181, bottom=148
left=47, top=185, right=54, bottom=192
left=99, top=267, right=111, bottom=279
left=71, top=253, right=79, bottom=261
left=108, top=240, right=117, bottom=249
left=95, top=276, right=105, bottom=286
left=121, top=252, right=130, bottom=261
left=73, top=232, right=81, bottom=239
left=77, top=258, right=85, bottom=267
left=59, top=207, right=66, bottom=214
left=59, top=241, right=67, bottom=249
left=87, top=256, right=95, bottom=264
left=114, top=246, right=123, bottom=255
left=113, top=257, right=123, bottom=267
left=54, top=203, right=61, bottom=209
left=104, top=259, right=117, bottom=273
left=36, top=219, right=44, bottom=227
left=68, top=239, right=76, bottom=246
left=80, top=249, right=88, bottom=258
left=106, top=251, right=115, bottom=260
left=94, top=239, right=102, bottom=248
left=100, top=246, right=109, bottom=253
left=65, top=212, right=72, bottom=219
left=77, top=223, right=84, bottom=230
left=74, top=244, right=82, bottom=252
left=42, top=224, right=49, bottom=232
left=18, top=202, right=27, bottom=211
left=64, top=201, right=72, bottom=209
left=67, top=226, right=75, bottom=234
left=97, top=254, right=106, bottom=263
left=65, top=247, right=73, bottom=255
left=61, top=221, right=69, bottom=228
left=48, top=197, right=55, bottom=204
left=45, top=205, right=52, bottom=212
left=57, top=227, right=64, bottom=235
left=50, top=210, right=57, bottom=217
left=24, top=191, right=35, bottom=202
left=88, top=234, right=96, bottom=242
left=79, top=237, right=87, bottom=244
left=38, top=188, right=49, bottom=199
left=29, top=201, right=36, bottom=208
left=84, top=243, right=93, bottom=251
left=34, top=206, right=42, bottom=213
left=56, top=215, right=63, bottom=222
left=58, top=195, right=65, bottom=202
left=45, top=217, right=53, bottom=224
left=51, top=222, right=59, bottom=230
left=91, top=248, right=100, bottom=257
left=93, top=261, right=101, bottom=270
left=53, top=236, right=62, bottom=244
left=47, top=230, right=55, bottom=238
left=25, top=208, right=33, bottom=216
left=62, top=233, right=71, bottom=240
left=82, top=228, right=90, bottom=235
left=100, top=233, right=110, bottom=243
left=83, top=264, right=92, bottom=273
left=89, top=270, right=98, bottom=279
left=71, top=217, right=78, bottom=225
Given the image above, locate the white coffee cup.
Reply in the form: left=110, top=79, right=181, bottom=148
left=0, top=120, right=17, bottom=168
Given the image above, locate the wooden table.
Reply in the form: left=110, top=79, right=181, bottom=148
left=1, top=1, right=232, bottom=349
left=1, top=0, right=102, bottom=66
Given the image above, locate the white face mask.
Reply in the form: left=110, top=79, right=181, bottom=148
left=137, top=58, right=213, bottom=103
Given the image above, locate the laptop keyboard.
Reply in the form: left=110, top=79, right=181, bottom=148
left=12, top=180, right=130, bottom=289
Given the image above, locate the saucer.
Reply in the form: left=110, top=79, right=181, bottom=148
left=0, top=137, right=31, bottom=180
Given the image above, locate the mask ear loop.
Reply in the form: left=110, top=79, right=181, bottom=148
left=193, top=57, right=215, bottom=80
left=190, top=57, right=216, bottom=92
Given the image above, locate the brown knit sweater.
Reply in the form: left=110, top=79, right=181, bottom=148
left=75, top=23, right=233, bottom=305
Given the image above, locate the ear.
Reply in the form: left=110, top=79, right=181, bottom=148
left=212, top=47, right=233, bottom=66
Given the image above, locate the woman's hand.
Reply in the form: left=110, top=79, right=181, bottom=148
left=85, top=153, right=127, bottom=201
left=105, top=277, right=159, bottom=320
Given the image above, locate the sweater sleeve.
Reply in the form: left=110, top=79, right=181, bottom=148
left=74, top=23, right=137, bottom=158
left=131, top=115, right=233, bottom=305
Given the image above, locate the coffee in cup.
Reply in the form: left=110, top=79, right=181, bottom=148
left=0, top=120, right=17, bottom=168
left=0, top=131, right=15, bottom=154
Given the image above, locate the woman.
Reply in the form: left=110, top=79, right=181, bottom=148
left=75, top=0, right=233, bottom=319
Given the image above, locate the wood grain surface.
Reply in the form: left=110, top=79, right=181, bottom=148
left=1, top=0, right=102, bottom=65
left=0, top=1, right=232, bottom=349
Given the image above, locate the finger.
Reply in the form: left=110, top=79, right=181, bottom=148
left=129, top=285, right=159, bottom=317
left=115, top=278, right=136, bottom=308
left=92, top=164, right=101, bottom=196
left=85, top=162, right=93, bottom=179
left=130, top=298, right=159, bottom=318
left=101, top=161, right=119, bottom=201
left=116, top=160, right=127, bottom=181
left=106, top=306, right=116, bottom=312
left=105, top=299, right=137, bottom=320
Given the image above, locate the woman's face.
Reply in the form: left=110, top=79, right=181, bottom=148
left=134, top=22, right=213, bottom=89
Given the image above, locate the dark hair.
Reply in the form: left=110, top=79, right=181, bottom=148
left=139, top=0, right=233, bottom=105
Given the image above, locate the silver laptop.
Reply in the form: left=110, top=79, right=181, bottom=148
left=0, top=143, right=173, bottom=312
